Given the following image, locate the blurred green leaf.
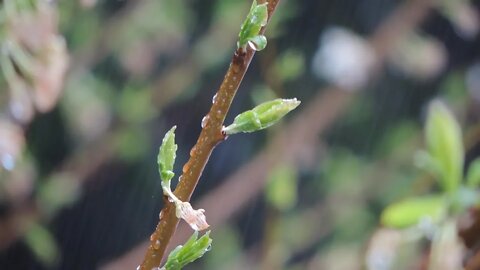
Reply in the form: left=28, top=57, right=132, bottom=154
left=274, top=50, right=305, bottom=82
left=158, top=126, right=177, bottom=183
left=162, top=231, right=212, bottom=270
left=117, top=84, right=156, bottom=124
left=425, top=101, right=463, bottom=192
left=223, top=98, right=300, bottom=135
left=37, top=173, right=80, bottom=217
left=24, top=223, right=59, bottom=267
left=266, top=165, right=298, bottom=211
left=467, top=158, right=480, bottom=188
left=113, top=128, right=150, bottom=161
left=381, top=195, right=446, bottom=228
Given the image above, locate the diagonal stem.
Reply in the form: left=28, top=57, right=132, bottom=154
left=139, top=1, right=280, bottom=268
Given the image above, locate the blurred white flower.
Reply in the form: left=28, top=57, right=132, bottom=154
left=312, top=27, right=376, bottom=91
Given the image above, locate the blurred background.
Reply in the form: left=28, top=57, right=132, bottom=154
left=0, top=0, right=480, bottom=269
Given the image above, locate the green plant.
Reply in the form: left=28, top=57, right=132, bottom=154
left=380, top=100, right=479, bottom=268
left=138, top=1, right=301, bottom=269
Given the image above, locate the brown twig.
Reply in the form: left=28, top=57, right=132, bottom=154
left=139, top=1, right=281, bottom=268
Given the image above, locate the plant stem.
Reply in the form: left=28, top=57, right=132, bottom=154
left=139, top=1, right=280, bottom=268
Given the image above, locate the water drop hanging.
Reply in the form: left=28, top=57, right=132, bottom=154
left=201, top=115, right=209, bottom=128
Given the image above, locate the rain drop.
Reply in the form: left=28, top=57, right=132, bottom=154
left=205, top=244, right=212, bottom=251
left=1, top=154, right=15, bottom=171
left=182, top=163, right=190, bottom=173
left=153, top=240, right=161, bottom=249
left=201, top=115, right=209, bottom=128
left=212, top=93, right=217, bottom=104
left=178, top=176, right=183, bottom=182
left=136, top=266, right=141, bottom=270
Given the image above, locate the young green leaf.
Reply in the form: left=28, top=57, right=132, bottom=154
left=381, top=195, right=446, bottom=228
left=425, top=101, right=464, bottom=193
left=466, top=158, right=480, bottom=188
left=161, top=231, right=212, bottom=270
left=237, top=0, right=268, bottom=51
left=158, top=126, right=178, bottom=183
left=223, top=98, right=300, bottom=135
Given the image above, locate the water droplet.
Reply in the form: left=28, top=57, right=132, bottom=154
left=1, top=154, right=15, bottom=171
left=178, top=176, right=183, bottom=182
left=182, top=163, right=190, bottom=173
left=150, top=234, right=155, bottom=241
left=212, top=94, right=217, bottom=103
left=136, top=266, right=141, bottom=270
left=201, top=115, right=209, bottom=128
left=153, top=240, right=161, bottom=249
left=159, top=211, right=164, bottom=219
left=205, top=244, right=212, bottom=251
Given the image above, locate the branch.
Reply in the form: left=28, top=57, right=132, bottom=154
left=103, top=0, right=434, bottom=268
left=139, top=1, right=281, bottom=268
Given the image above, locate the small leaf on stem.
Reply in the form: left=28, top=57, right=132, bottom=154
left=223, top=98, right=300, bottom=135
left=158, top=126, right=178, bottom=183
left=238, top=0, right=268, bottom=50
left=161, top=231, right=212, bottom=270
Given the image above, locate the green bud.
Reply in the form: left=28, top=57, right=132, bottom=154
left=425, top=101, right=463, bottom=192
left=248, top=35, right=267, bottom=51
left=158, top=126, right=178, bottom=183
left=238, top=0, right=268, bottom=51
left=223, top=98, right=300, bottom=135
left=162, top=231, right=212, bottom=270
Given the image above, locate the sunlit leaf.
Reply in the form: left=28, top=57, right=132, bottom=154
left=265, top=165, right=298, bottom=211
left=24, top=223, right=59, bottom=266
left=381, top=195, right=446, bottom=228
left=425, top=101, right=463, bottom=192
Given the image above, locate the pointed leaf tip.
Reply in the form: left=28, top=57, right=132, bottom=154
left=158, top=126, right=178, bottom=183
